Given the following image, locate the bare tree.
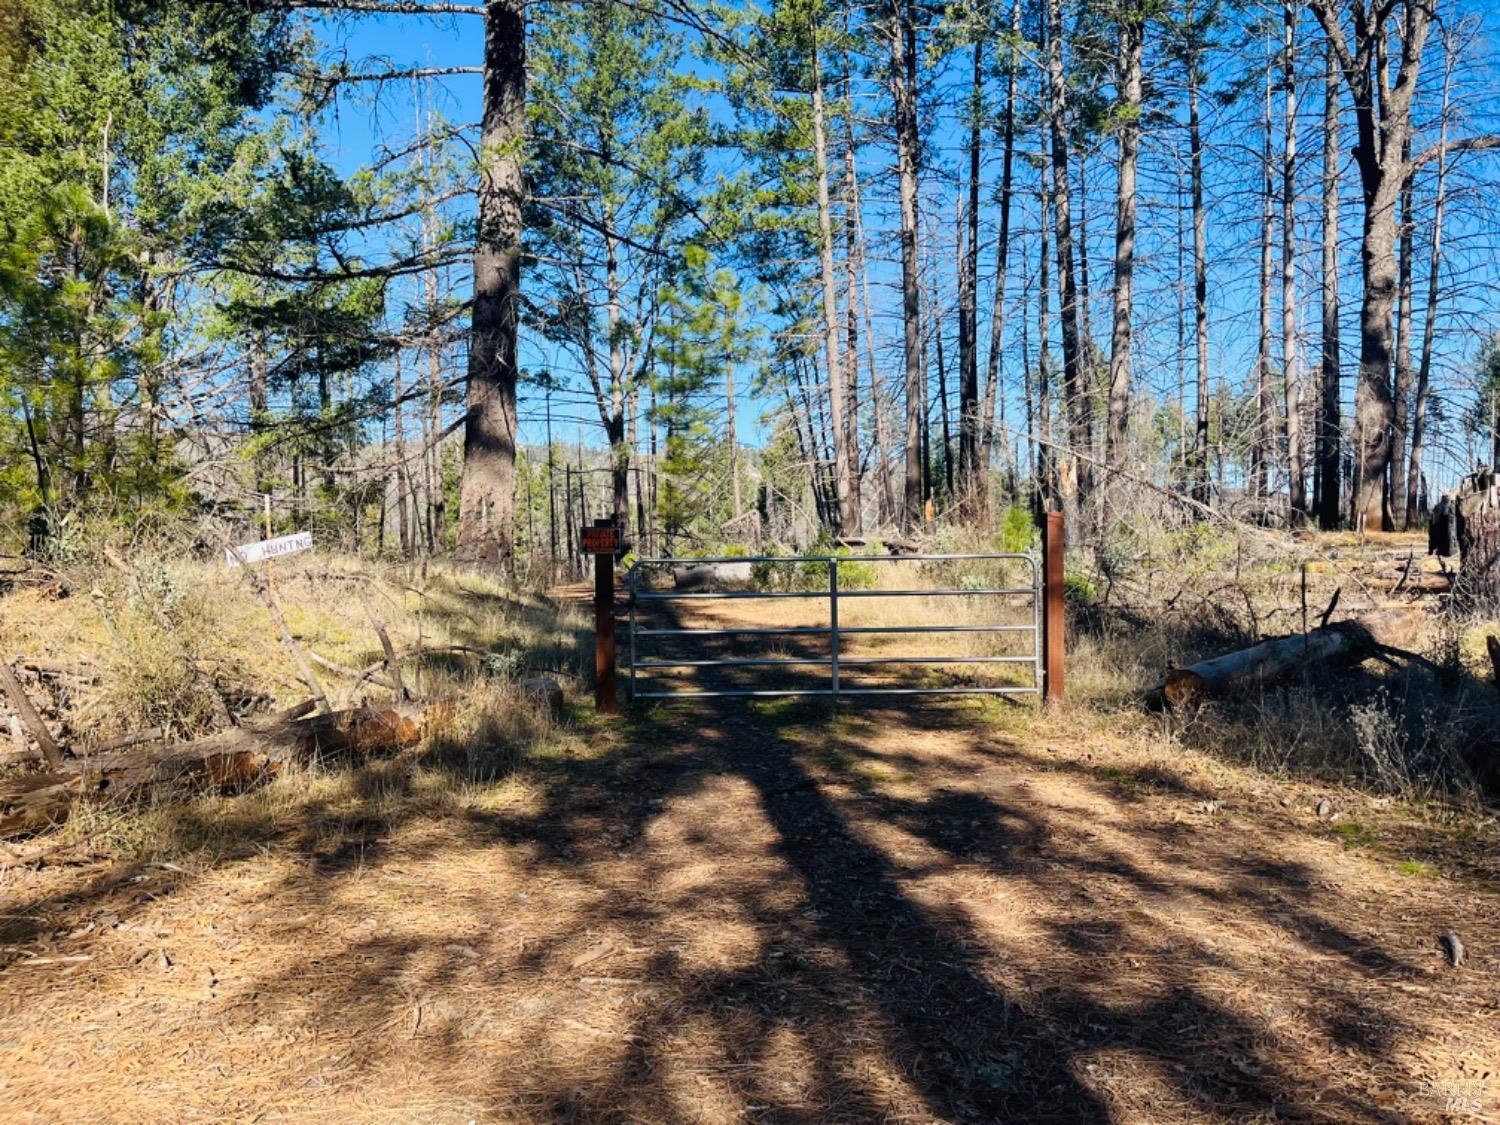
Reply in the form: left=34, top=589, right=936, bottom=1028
left=1317, top=34, right=1341, bottom=529
left=1106, top=0, right=1145, bottom=478
left=983, top=0, right=1021, bottom=495
left=1187, top=0, right=1213, bottom=504
left=888, top=0, right=924, bottom=530
left=1254, top=49, right=1275, bottom=501
left=1406, top=27, right=1454, bottom=528
left=1045, top=0, right=1090, bottom=502
left=845, top=116, right=896, bottom=525
left=1390, top=141, right=1414, bottom=527
left=957, top=37, right=984, bottom=517
left=1308, top=0, right=1434, bottom=530
left=1282, top=1, right=1306, bottom=519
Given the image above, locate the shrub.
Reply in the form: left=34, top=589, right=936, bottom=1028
left=1064, top=568, right=1098, bottom=603
left=832, top=547, right=878, bottom=591
left=750, top=544, right=879, bottom=592
left=994, top=506, right=1037, bottom=554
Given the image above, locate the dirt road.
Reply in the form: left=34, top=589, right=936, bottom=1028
left=1, top=587, right=1497, bottom=1121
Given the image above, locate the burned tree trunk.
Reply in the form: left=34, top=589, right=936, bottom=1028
left=1451, top=469, right=1500, bottom=609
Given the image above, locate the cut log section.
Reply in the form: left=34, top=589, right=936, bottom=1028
left=1162, top=620, right=1378, bottom=710
left=0, top=700, right=450, bottom=838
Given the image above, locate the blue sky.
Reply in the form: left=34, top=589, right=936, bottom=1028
left=305, top=4, right=1500, bottom=496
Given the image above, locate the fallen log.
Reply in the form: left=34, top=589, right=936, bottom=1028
left=1161, top=620, right=1379, bottom=710
left=0, top=772, right=83, bottom=836
left=92, top=727, right=166, bottom=754
left=0, top=700, right=449, bottom=838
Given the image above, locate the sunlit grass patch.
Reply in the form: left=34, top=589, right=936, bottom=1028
left=1397, top=859, right=1438, bottom=878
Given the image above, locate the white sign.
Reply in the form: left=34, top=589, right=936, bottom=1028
left=226, top=531, right=313, bottom=567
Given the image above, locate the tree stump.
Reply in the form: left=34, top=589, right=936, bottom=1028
left=1451, top=468, right=1500, bottom=611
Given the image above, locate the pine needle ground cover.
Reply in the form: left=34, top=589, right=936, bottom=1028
left=1, top=548, right=1497, bottom=1122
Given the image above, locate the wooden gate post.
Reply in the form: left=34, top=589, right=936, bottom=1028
left=1042, top=512, right=1065, bottom=704
left=582, top=519, right=621, bottom=715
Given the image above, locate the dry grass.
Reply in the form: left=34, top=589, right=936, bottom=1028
left=1, top=551, right=590, bottom=746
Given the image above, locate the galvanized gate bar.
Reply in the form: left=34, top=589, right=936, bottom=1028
left=626, top=552, right=1042, bottom=702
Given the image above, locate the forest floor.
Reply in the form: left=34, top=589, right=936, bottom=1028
left=2, top=583, right=1499, bottom=1123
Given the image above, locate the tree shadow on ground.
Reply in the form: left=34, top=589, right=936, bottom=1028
left=1, top=593, right=1489, bottom=1122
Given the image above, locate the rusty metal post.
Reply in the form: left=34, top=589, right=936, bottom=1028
left=594, top=529, right=618, bottom=715
left=1042, top=511, right=1065, bottom=703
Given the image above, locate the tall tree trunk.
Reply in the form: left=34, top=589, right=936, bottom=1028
left=1318, top=34, right=1342, bottom=530
left=1390, top=144, right=1414, bottom=527
left=317, top=357, right=334, bottom=496
left=841, top=151, right=863, bottom=526
left=728, top=353, right=742, bottom=522
left=1105, top=3, right=1143, bottom=478
left=249, top=336, right=270, bottom=496
left=1254, top=56, right=1275, bottom=502
left=1189, top=6, right=1211, bottom=504
left=919, top=286, right=932, bottom=505
left=957, top=38, right=984, bottom=517
left=847, top=127, right=895, bottom=526
left=1045, top=0, right=1090, bottom=500
left=394, top=355, right=411, bottom=557
left=1282, top=2, right=1306, bottom=521
left=1407, top=35, right=1451, bottom=528
left=889, top=0, right=923, bottom=531
left=1076, top=150, right=1096, bottom=377
left=983, top=0, right=1020, bottom=489
left=810, top=28, right=854, bottom=534
left=933, top=245, right=954, bottom=500
left=416, top=86, right=447, bottom=555
left=455, top=0, right=524, bottom=574
left=1309, top=0, right=1436, bottom=532
left=1037, top=132, right=1055, bottom=512
left=604, top=215, right=630, bottom=538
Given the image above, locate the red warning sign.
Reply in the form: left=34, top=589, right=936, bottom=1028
left=581, top=524, right=621, bottom=555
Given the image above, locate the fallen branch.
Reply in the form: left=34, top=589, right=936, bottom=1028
left=309, top=651, right=398, bottom=691
left=21, top=658, right=98, bottom=683
left=0, top=660, right=63, bottom=769
left=1318, top=588, right=1342, bottom=629
left=350, top=644, right=492, bottom=691
left=359, top=586, right=410, bottom=700
left=214, top=535, right=331, bottom=713
left=0, top=700, right=451, bottom=838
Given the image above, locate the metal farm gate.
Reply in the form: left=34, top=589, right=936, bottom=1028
left=625, top=553, right=1043, bottom=702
